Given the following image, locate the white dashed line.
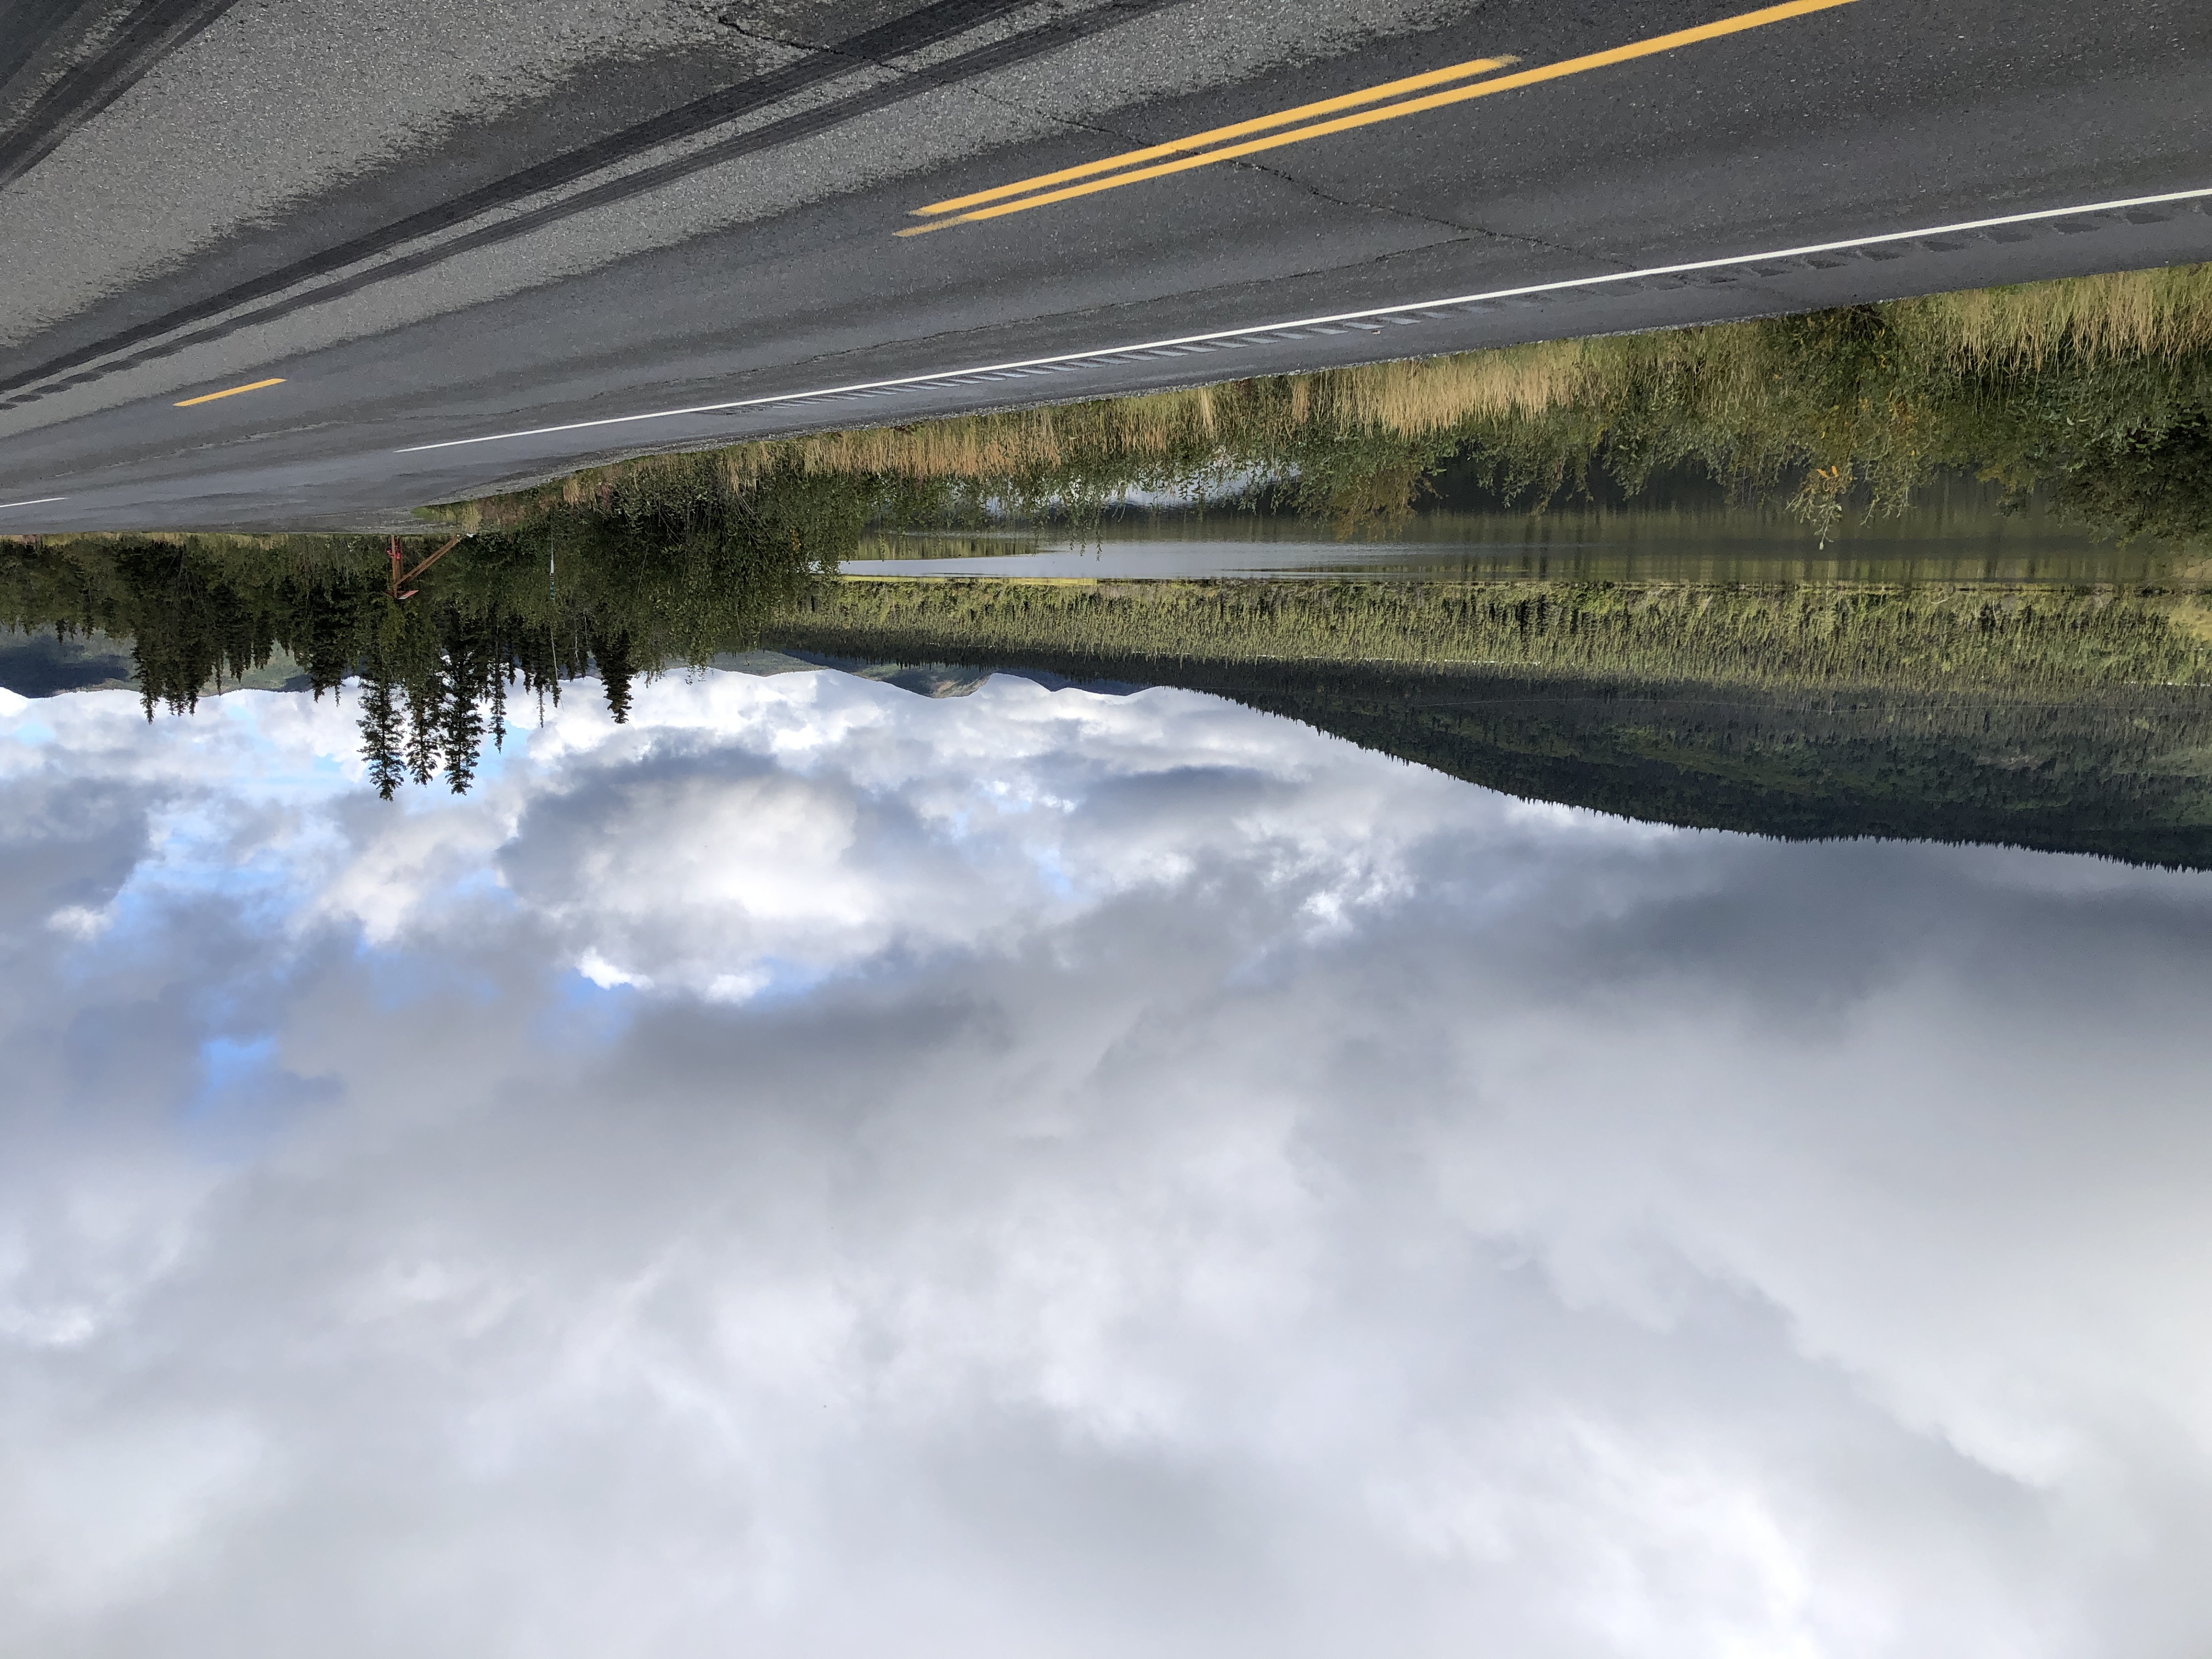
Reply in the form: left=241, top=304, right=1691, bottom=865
left=384, top=180, right=2211, bottom=455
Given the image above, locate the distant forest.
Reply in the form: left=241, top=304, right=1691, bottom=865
left=0, top=462, right=851, bottom=794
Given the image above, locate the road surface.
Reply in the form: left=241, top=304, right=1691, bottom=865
left=1, top=0, right=2208, bottom=531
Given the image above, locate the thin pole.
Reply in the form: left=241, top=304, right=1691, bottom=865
left=542, top=518, right=557, bottom=721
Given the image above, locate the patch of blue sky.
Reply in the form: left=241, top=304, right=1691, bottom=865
left=534, top=968, right=640, bottom=1049
left=182, top=1032, right=332, bottom=1164
left=730, top=954, right=835, bottom=1008
left=196, top=1033, right=276, bottom=1098
left=1028, top=845, right=1077, bottom=900
left=117, top=831, right=318, bottom=935
left=58, top=812, right=345, bottom=986
left=50, top=893, right=303, bottom=1019
left=441, top=866, right=517, bottom=909
left=469, top=733, right=523, bottom=785
left=12, top=719, right=55, bottom=745
left=156, top=692, right=359, bottom=804
left=233, top=756, right=361, bottom=805
left=560, top=968, right=637, bottom=1008
left=83, top=859, right=301, bottom=956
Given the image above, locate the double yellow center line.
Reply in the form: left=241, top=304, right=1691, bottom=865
left=901, top=0, right=1860, bottom=236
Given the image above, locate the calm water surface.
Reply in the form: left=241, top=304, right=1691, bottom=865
left=845, top=498, right=2211, bottom=586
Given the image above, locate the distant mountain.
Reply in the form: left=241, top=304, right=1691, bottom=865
left=0, top=626, right=136, bottom=697
left=0, top=627, right=312, bottom=699
left=725, top=648, right=1139, bottom=700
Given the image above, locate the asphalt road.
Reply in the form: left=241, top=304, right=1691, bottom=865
left=1, top=0, right=2209, bottom=532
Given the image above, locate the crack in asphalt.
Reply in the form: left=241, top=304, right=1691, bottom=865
left=1266, top=173, right=1627, bottom=265
left=938, top=61, right=1620, bottom=264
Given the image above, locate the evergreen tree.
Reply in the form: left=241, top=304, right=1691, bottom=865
left=591, top=626, right=634, bottom=724
left=357, top=667, right=405, bottom=800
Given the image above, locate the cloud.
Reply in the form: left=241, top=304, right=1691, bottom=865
left=1, top=670, right=2209, bottom=1657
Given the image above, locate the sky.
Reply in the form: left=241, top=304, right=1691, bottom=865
left=2, top=667, right=2210, bottom=1658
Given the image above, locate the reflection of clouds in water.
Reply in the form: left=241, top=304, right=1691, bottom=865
left=1, top=672, right=2209, bottom=1657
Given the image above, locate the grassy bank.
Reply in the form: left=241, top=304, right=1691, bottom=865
left=433, top=263, right=2212, bottom=541
left=771, top=574, right=2212, bottom=697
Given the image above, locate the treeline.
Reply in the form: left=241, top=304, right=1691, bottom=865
left=1, top=461, right=850, bottom=794
left=432, top=263, right=2212, bottom=541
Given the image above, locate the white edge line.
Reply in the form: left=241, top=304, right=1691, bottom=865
left=396, top=185, right=2212, bottom=454
left=0, top=495, right=67, bottom=512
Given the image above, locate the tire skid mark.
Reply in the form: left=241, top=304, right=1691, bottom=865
left=0, top=0, right=1172, bottom=407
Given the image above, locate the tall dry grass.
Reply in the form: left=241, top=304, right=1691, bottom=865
left=712, top=388, right=1222, bottom=487
left=1901, top=262, right=2212, bottom=370
left=1327, top=264, right=2212, bottom=433
left=1325, top=342, right=1598, bottom=435
left=439, top=262, right=2212, bottom=528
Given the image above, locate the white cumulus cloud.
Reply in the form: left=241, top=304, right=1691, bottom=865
left=0, top=669, right=2208, bottom=1658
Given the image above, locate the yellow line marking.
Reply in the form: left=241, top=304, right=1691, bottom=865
left=913, top=54, right=1520, bottom=218
left=899, top=0, right=1860, bottom=237
left=174, top=377, right=285, bottom=407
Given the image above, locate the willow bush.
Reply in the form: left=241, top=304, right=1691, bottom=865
left=429, top=263, right=2212, bottom=543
